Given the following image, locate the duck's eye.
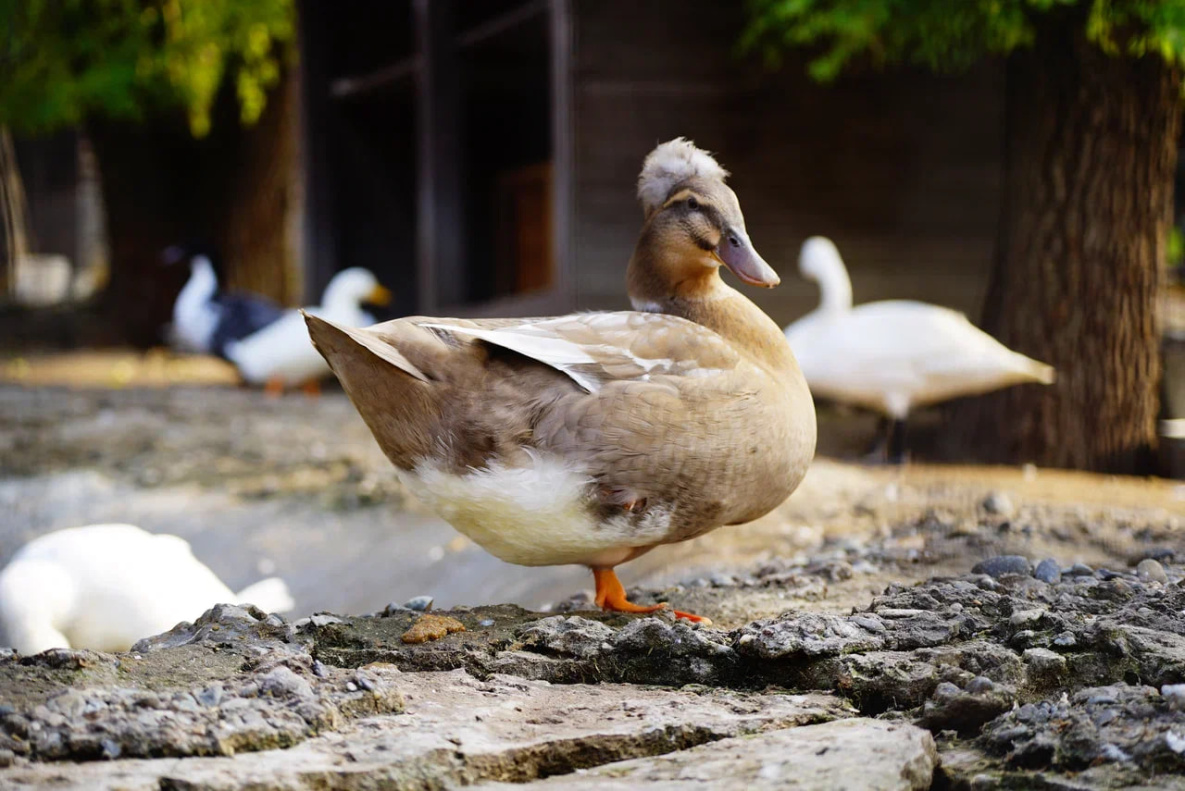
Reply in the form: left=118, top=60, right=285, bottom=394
left=686, top=196, right=699, bottom=210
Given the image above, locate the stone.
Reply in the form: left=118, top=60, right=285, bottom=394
left=1022, top=648, right=1067, bottom=679
left=971, top=555, right=1031, bottom=578
left=982, top=492, right=1015, bottom=518
left=400, top=614, right=466, bottom=644
left=1137, top=558, right=1168, bottom=583
left=1064, top=562, right=1095, bottom=577
left=476, top=719, right=937, bottom=790
left=1162, top=684, right=1185, bottom=710
left=1033, top=559, right=1061, bottom=584
left=404, top=596, right=434, bottom=612
left=0, top=672, right=847, bottom=790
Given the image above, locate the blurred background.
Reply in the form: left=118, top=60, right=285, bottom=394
left=2, top=1, right=1184, bottom=620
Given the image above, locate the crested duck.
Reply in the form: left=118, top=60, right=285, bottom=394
left=164, top=244, right=286, bottom=360
left=224, top=267, right=392, bottom=396
left=0, top=524, right=294, bottom=655
left=783, top=236, right=1056, bottom=462
left=303, top=139, right=817, bottom=623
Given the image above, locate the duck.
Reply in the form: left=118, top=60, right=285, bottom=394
left=303, top=138, right=816, bottom=623
left=224, top=267, right=392, bottom=396
left=0, top=524, right=295, bottom=655
left=783, top=236, right=1056, bottom=462
left=163, top=244, right=286, bottom=360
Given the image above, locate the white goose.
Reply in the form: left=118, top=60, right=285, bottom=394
left=224, top=267, right=391, bottom=396
left=0, top=524, right=295, bottom=655
left=783, top=236, right=1055, bottom=461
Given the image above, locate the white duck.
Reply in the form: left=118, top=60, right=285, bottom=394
left=0, top=524, right=295, bottom=655
left=784, top=236, right=1055, bottom=461
left=165, top=244, right=285, bottom=359
left=224, top=267, right=391, bottom=396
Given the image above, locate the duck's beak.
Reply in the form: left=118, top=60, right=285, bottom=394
left=367, top=284, right=393, bottom=306
left=715, top=229, right=780, bottom=288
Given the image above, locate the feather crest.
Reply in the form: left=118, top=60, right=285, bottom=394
left=636, top=138, right=729, bottom=215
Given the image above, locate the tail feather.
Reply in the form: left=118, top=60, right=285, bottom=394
left=303, top=311, right=429, bottom=382
left=234, top=577, right=295, bottom=613
left=301, top=311, right=445, bottom=469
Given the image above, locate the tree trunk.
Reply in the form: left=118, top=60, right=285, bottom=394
left=90, top=73, right=299, bottom=348
left=945, top=21, right=1181, bottom=473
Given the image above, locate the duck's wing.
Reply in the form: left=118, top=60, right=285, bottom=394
left=210, top=294, right=286, bottom=359
left=414, top=311, right=742, bottom=392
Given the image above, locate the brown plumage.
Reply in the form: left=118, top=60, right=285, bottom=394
left=305, top=138, right=816, bottom=622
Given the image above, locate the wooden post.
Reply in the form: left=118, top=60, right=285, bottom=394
left=296, top=0, right=337, bottom=304
left=414, top=0, right=465, bottom=312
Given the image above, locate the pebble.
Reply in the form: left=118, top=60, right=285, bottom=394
left=196, top=684, right=223, bottom=707
left=382, top=602, right=410, bottom=616
left=982, top=492, right=1015, bottom=517
left=966, top=676, right=995, bottom=694
left=1033, top=559, right=1061, bottom=584
left=1162, top=684, right=1185, bottom=710
left=1010, top=609, right=1047, bottom=627
left=1022, top=647, right=1066, bottom=673
left=405, top=596, right=434, bottom=612
left=100, top=739, right=121, bottom=760
left=354, top=673, right=377, bottom=692
left=312, top=660, right=328, bottom=678
left=972, top=555, right=1031, bottom=578
left=1137, top=558, right=1168, bottom=583
left=477, top=618, right=495, bottom=627
left=1097, top=569, right=1126, bottom=581
left=1053, top=631, right=1077, bottom=648
left=310, top=614, right=345, bottom=627
left=1100, top=743, right=1132, bottom=763
left=1064, top=563, right=1094, bottom=577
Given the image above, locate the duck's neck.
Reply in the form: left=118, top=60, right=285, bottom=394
left=176, top=257, right=218, bottom=313
left=815, top=256, right=853, bottom=313
left=627, top=244, right=797, bottom=375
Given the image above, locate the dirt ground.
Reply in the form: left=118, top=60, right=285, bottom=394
left=3, top=350, right=1184, bottom=628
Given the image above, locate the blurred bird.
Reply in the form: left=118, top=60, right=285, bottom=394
left=224, top=267, right=392, bottom=397
left=784, top=236, right=1055, bottom=462
left=164, top=243, right=285, bottom=360
left=302, top=138, right=816, bottom=623
left=0, top=524, right=294, bottom=655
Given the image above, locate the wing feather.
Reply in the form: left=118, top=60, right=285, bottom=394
left=419, top=311, right=740, bottom=392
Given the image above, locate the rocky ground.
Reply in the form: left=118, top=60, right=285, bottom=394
left=2, top=378, right=1185, bottom=788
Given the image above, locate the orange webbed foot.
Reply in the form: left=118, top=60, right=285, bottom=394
left=301, top=379, right=321, bottom=398
left=592, top=568, right=712, bottom=625
left=264, top=376, right=284, bottom=398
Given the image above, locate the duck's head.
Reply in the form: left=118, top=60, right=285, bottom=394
left=629, top=138, right=778, bottom=302
left=161, top=242, right=224, bottom=286
left=322, top=267, right=393, bottom=310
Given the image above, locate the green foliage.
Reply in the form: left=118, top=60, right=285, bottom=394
left=0, top=0, right=295, bottom=137
left=742, top=0, right=1185, bottom=82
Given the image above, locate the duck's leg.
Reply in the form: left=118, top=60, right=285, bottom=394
left=301, top=379, right=321, bottom=398
left=592, top=568, right=711, bottom=624
left=886, top=418, right=908, bottom=464
left=863, top=416, right=891, bottom=461
left=264, top=376, right=285, bottom=398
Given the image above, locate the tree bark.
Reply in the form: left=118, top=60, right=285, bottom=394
left=945, top=21, right=1181, bottom=473
left=90, top=73, right=299, bottom=348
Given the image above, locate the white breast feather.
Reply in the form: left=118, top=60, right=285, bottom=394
left=400, top=452, right=672, bottom=567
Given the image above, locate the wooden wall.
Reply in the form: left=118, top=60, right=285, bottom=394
left=569, top=0, right=1006, bottom=327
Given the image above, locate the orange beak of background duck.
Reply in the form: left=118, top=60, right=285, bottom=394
left=716, top=229, right=780, bottom=287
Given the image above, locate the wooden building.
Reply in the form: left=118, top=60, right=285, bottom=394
left=296, top=0, right=1007, bottom=328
